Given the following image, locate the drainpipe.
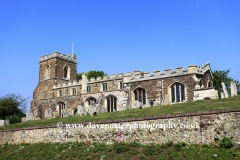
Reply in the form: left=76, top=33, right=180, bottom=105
left=161, top=79, right=164, bottom=105
left=129, top=83, right=131, bottom=103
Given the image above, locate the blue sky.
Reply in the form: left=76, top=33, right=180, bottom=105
left=0, top=0, right=239, bottom=113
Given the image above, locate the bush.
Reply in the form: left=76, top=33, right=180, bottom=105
left=144, top=147, right=157, bottom=155
left=219, top=137, right=234, bottom=149
left=96, top=143, right=107, bottom=152
left=175, top=142, right=187, bottom=150
left=129, top=141, right=141, bottom=148
left=114, top=142, right=130, bottom=154
left=204, top=97, right=211, bottom=100
left=166, top=141, right=174, bottom=147
left=129, top=148, right=139, bottom=155
left=107, top=148, right=113, bottom=152
left=116, top=146, right=130, bottom=153
left=7, top=114, right=25, bottom=124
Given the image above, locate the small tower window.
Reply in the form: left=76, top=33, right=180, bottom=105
left=45, top=64, right=50, bottom=79
left=87, top=86, right=91, bottom=93
left=59, top=90, right=63, bottom=97
left=103, top=83, right=107, bottom=91
left=72, top=88, right=76, bottom=95
left=119, top=81, right=123, bottom=89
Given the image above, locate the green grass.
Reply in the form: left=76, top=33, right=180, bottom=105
left=0, top=96, right=240, bottom=131
left=0, top=141, right=239, bottom=160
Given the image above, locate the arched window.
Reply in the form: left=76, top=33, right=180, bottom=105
left=106, top=95, right=117, bottom=112
left=208, top=81, right=212, bottom=88
left=133, top=88, right=146, bottom=104
left=57, top=101, right=66, bottom=117
left=45, top=64, right=50, bottom=79
left=63, top=65, right=70, bottom=79
left=87, top=97, right=96, bottom=105
left=64, top=66, right=68, bottom=78
left=171, top=83, right=185, bottom=103
left=73, top=108, right=77, bottom=115
left=200, top=80, right=203, bottom=88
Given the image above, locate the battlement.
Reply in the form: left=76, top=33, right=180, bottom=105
left=39, top=51, right=77, bottom=63
left=53, top=80, right=82, bottom=89
left=129, top=62, right=211, bottom=82
left=52, top=62, right=211, bottom=89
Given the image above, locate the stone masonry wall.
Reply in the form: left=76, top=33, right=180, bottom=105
left=1, top=108, right=239, bottom=145
left=130, top=75, right=195, bottom=102
left=30, top=96, right=81, bottom=119
left=196, top=70, right=213, bottom=88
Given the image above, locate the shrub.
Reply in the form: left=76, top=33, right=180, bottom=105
left=107, top=148, right=113, bottom=152
left=129, top=141, right=141, bottom=148
left=229, top=149, right=237, bottom=157
left=160, top=143, right=167, bottom=149
left=219, top=137, right=234, bottom=149
left=7, top=115, right=24, bottom=124
left=166, top=141, right=174, bottom=147
left=214, top=136, right=220, bottom=142
left=96, top=143, right=107, bottom=152
left=202, top=144, right=209, bottom=148
left=175, top=142, right=187, bottom=151
left=144, top=147, right=157, bottom=155
left=129, top=148, right=139, bottom=155
left=170, top=152, right=179, bottom=158
left=204, top=97, right=210, bottom=100
left=114, top=142, right=130, bottom=154
left=116, top=146, right=130, bottom=154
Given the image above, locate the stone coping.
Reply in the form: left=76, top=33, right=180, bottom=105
left=193, top=87, right=216, bottom=91
left=0, top=107, right=239, bottom=133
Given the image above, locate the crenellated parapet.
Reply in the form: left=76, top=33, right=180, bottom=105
left=52, top=62, right=211, bottom=89
left=53, top=72, right=126, bottom=89
left=129, top=62, right=211, bottom=82
left=53, top=80, right=82, bottom=89
left=39, top=51, right=77, bottom=63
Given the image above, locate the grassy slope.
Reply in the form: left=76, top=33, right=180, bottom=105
left=0, top=96, right=240, bottom=131
left=0, top=141, right=240, bottom=160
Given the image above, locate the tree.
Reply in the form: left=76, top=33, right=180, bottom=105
left=212, top=69, right=240, bottom=97
left=77, top=70, right=105, bottom=81
left=77, top=72, right=84, bottom=81
left=0, top=93, right=27, bottom=120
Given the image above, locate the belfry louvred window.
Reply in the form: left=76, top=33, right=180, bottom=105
left=64, top=67, right=67, bottom=78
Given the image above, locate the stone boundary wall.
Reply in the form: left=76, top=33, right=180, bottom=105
left=0, top=107, right=240, bottom=145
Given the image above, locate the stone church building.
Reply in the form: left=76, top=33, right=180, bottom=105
left=29, top=51, right=218, bottom=119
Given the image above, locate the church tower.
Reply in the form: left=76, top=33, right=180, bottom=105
left=33, top=51, right=78, bottom=100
